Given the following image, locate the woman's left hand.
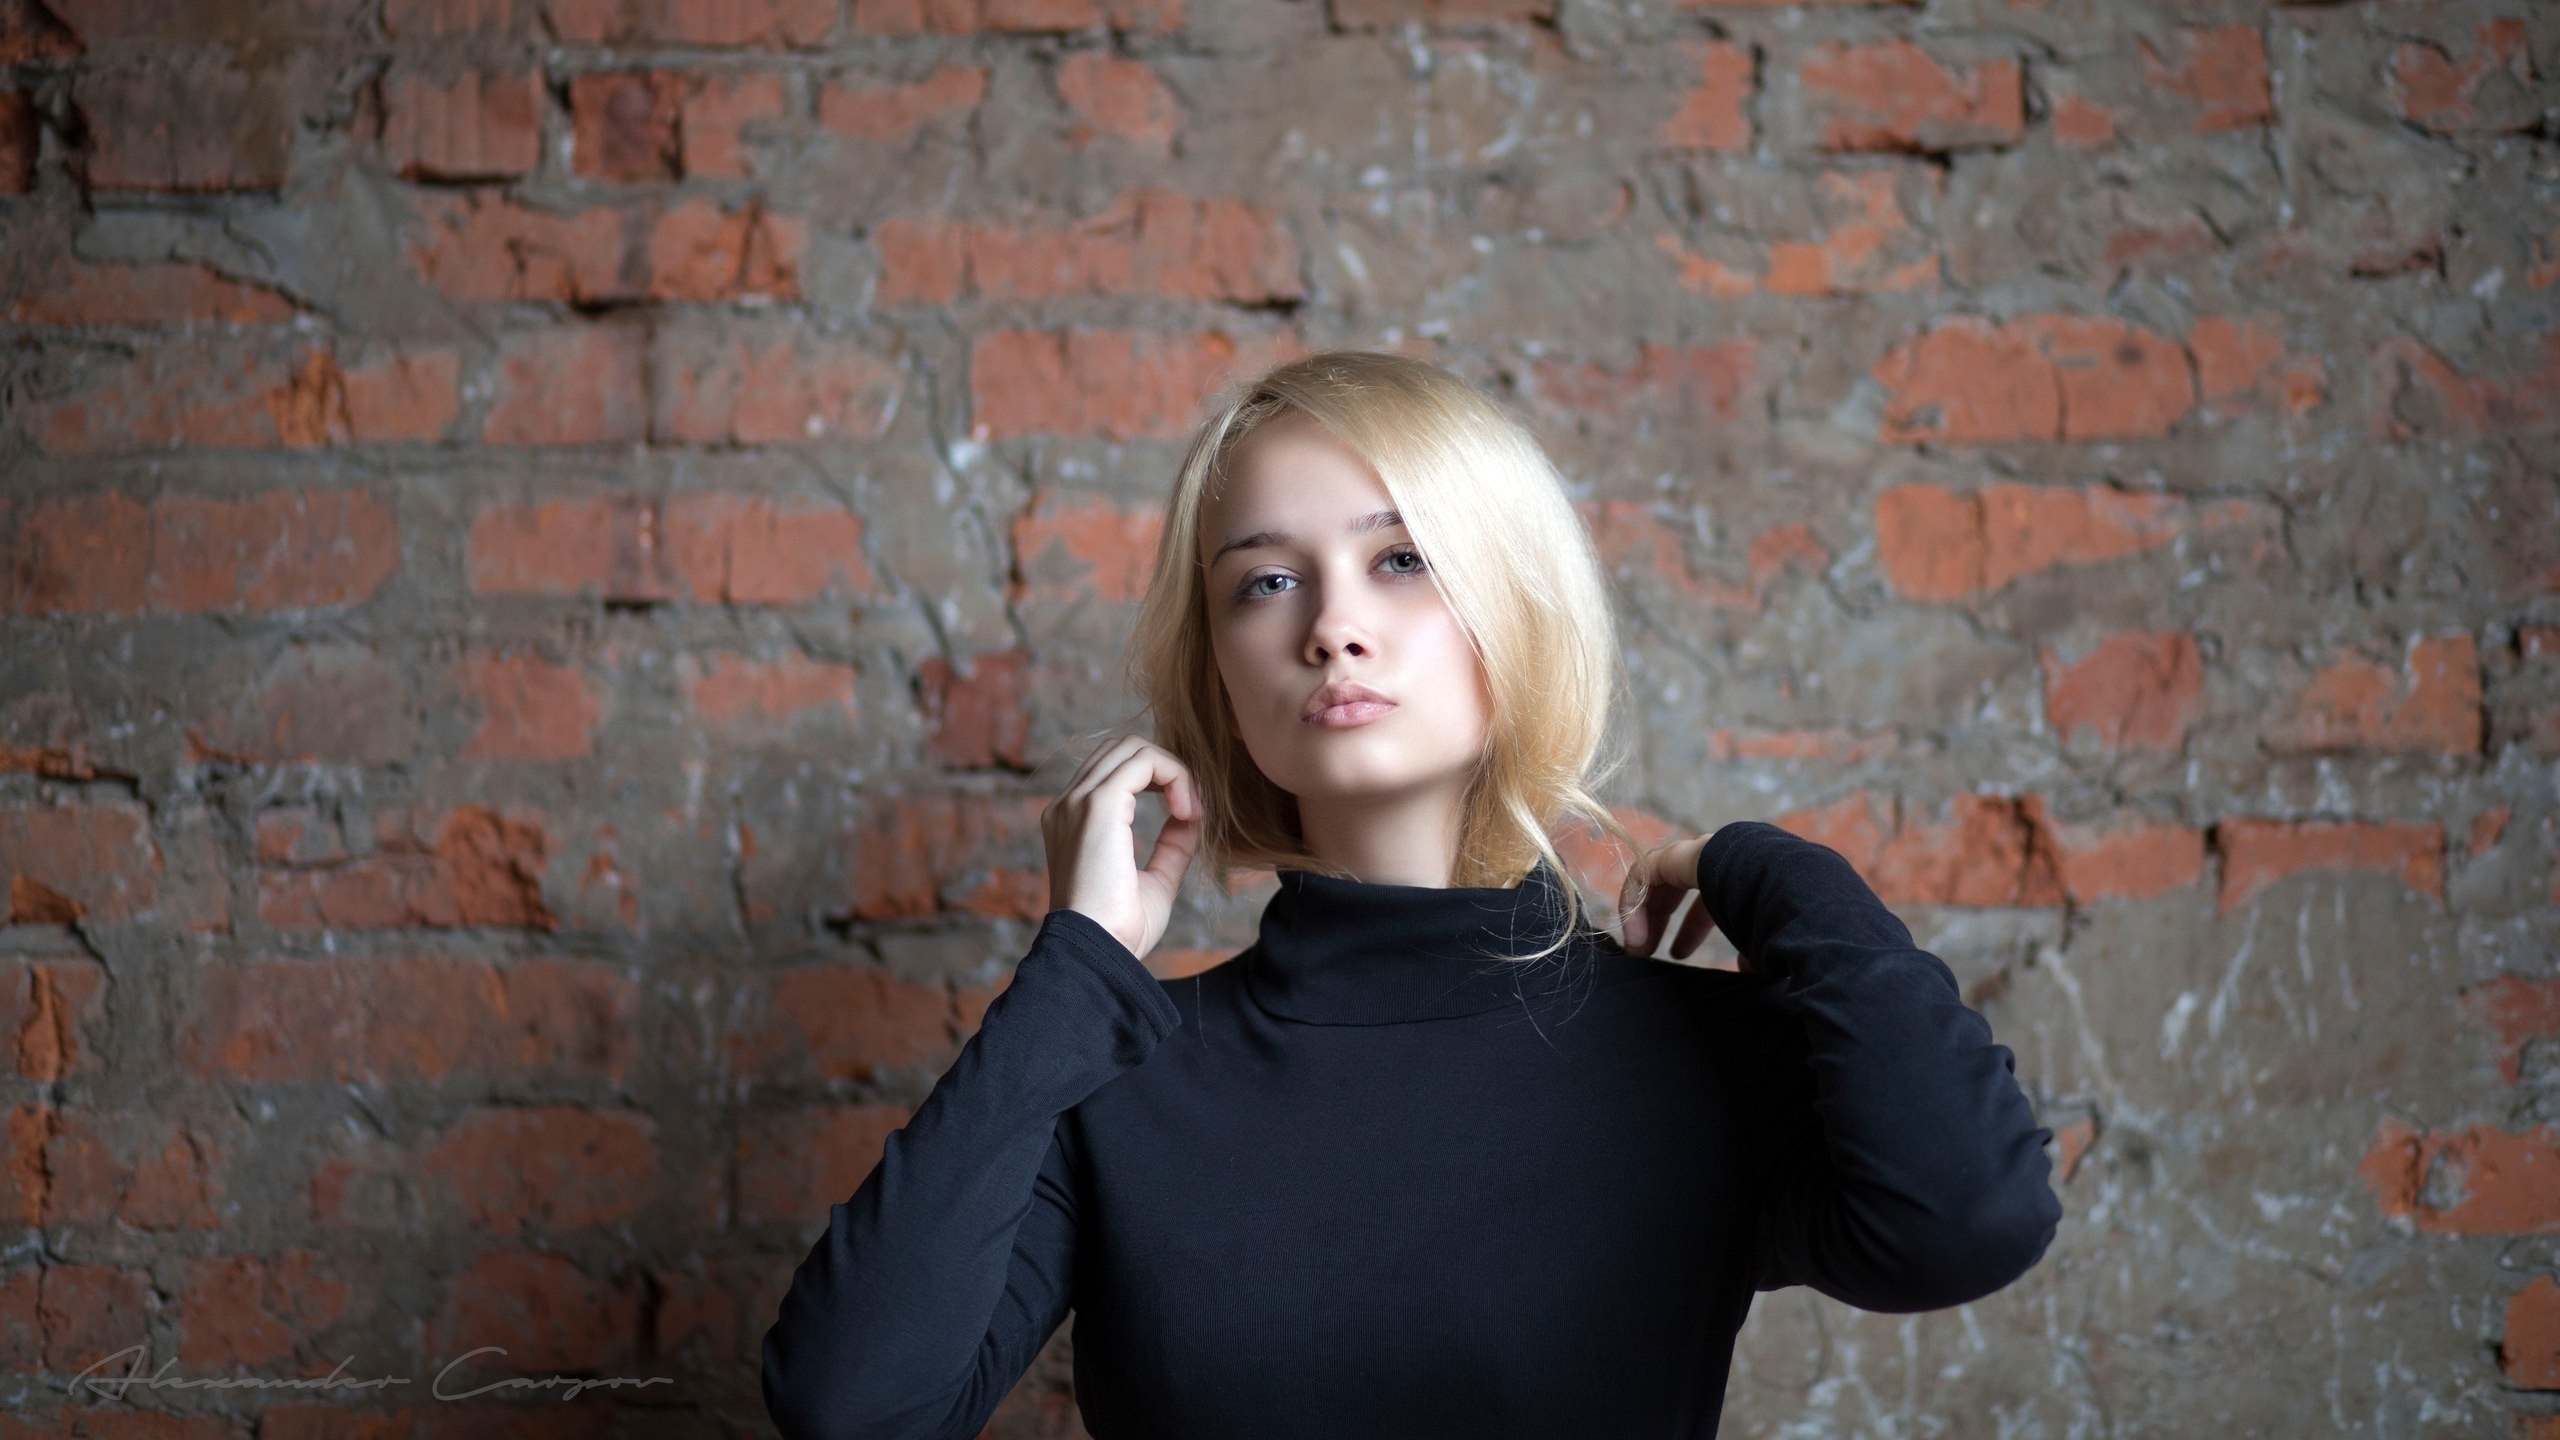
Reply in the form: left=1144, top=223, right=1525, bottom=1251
left=1616, top=835, right=1718, bottom=960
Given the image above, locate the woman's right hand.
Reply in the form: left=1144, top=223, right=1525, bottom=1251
left=1040, top=734, right=1202, bottom=962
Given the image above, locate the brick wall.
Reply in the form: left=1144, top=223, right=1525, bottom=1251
left=1, top=0, right=2555, bottom=1434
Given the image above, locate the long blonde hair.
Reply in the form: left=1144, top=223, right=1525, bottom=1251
left=1093, top=349, right=1640, bottom=966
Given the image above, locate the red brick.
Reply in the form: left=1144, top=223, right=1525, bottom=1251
left=2189, top=314, right=2287, bottom=409
left=77, top=57, right=293, bottom=191
left=191, top=643, right=419, bottom=766
left=0, top=0, right=78, bottom=62
left=2044, top=814, right=2207, bottom=904
left=1327, top=0, right=1549, bottom=27
left=470, top=493, right=876, bottom=603
left=256, top=805, right=555, bottom=931
left=650, top=1255, right=747, bottom=1364
left=9, top=259, right=297, bottom=326
left=816, top=66, right=987, bottom=141
left=3, top=489, right=400, bottom=615
left=0, top=90, right=34, bottom=193
left=878, top=190, right=1300, bottom=306
left=1578, top=504, right=1829, bottom=611
left=2471, top=805, right=2514, bottom=857
left=1874, top=314, right=2194, bottom=444
left=2266, top=634, right=2482, bottom=756
left=2361, top=1117, right=2560, bottom=1235
left=849, top=0, right=1180, bottom=36
left=179, top=1250, right=349, bottom=1369
left=2393, top=20, right=2532, bottom=133
left=3, top=960, right=105, bottom=1082
left=0, top=494, right=147, bottom=614
left=422, top=1107, right=655, bottom=1235
left=682, top=70, right=789, bottom=177
left=406, top=191, right=633, bottom=304
left=386, top=0, right=539, bottom=36
left=1531, top=341, right=1757, bottom=423
left=461, top=653, right=602, bottom=761
left=1009, top=489, right=1164, bottom=607
left=650, top=319, right=902, bottom=444
left=548, top=0, right=837, bottom=46
left=2215, top=817, right=2445, bottom=912
left=2461, top=975, right=2560, bottom=1086
left=265, top=1406, right=616, bottom=1440
left=847, top=793, right=1047, bottom=921
left=1758, top=170, right=1936, bottom=296
left=181, top=957, right=638, bottom=1084
left=664, top=494, right=881, bottom=604
left=0, top=804, right=161, bottom=926
left=28, top=1264, right=153, bottom=1372
left=43, top=1111, right=223, bottom=1229
left=2041, top=631, right=2205, bottom=753
left=569, top=71, right=683, bottom=181
left=1764, top=792, right=2065, bottom=909
left=481, top=325, right=648, bottom=445
left=382, top=68, right=542, bottom=180
left=23, top=338, right=458, bottom=453
left=2141, top=25, right=2271, bottom=134
left=2505, top=1275, right=2560, bottom=1388
left=918, top=648, right=1033, bottom=770
left=467, top=496, right=666, bottom=601
left=726, top=967, right=957, bottom=1084
left=1797, top=41, right=2021, bottom=153
left=0, top=1412, right=243, bottom=1440
left=682, top=653, right=859, bottom=733
left=2049, top=93, right=2114, bottom=148
left=645, top=195, right=804, bottom=301
left=162, top=489, right=403, bottom=613
left=341, top=347, right=466, bottom=442
left=1657, top=40, right=1751, bottom=151
left=734, top=1104, right=910, bottom=1225
left=1874, top=482, right=2193, bottom=601
left=970, top=328, right=1295, bottom=441
left=2369, top=333, right=2560, bottom=440
left=2, top=1104, right=54, bottom=1228
left=1703, top=725, right=1894, bottom=763
left=1057, top=52, right=1176, bottom=150
left=432, top=1251, right=638, bottom=1373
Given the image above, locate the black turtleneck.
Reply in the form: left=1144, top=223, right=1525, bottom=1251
left=761, top=820, right=2062, bottom=1439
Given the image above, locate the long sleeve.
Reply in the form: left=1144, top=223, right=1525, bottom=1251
left=760, top=907, right=1184, bottom=1440
left=1696, top=820, right=2063, bottom=1314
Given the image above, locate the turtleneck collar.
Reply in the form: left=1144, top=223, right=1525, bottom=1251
left=1240, top=857, right=1596, bottom=1025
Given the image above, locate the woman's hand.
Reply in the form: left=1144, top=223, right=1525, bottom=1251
left=1616, top=835, right=1720, bottom=962
left=1041, top=734, right=1202, bottom=962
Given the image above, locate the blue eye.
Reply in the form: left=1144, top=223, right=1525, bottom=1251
left=1233, top=545, right=1429, bottom=602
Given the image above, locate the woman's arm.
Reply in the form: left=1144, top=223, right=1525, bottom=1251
left=1695, top=820, right=2063, bottom=1313
left=760, top=907, right=1183, bottom=1440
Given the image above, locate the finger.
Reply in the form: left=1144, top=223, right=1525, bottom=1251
left=1639, top=863, right=1689, bottom=959
left=1619, top=843, right=1679, bottom=954
left=1065, top=734, right=1147, bottom=797
left=1093, top=747, right=1190, bottom=823
left=1665, top=888, right=1717, bottom=959
left=1140, top=798, right=1203, bottom=891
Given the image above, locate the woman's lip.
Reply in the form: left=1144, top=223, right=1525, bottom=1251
left=1304, top=700, right=1397, bottom=728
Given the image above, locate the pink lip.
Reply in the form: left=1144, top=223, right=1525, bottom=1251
left=1304, top=699, right=1396, bottom=728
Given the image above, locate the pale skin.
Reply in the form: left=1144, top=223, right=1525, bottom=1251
left=1042, top=413, right=1729, bottom=967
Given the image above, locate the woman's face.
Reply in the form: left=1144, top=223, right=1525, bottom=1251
left=1197, top=413, right=1494, bottom=815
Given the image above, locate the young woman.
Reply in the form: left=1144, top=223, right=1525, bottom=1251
left=761, top=351, right=2062, bottom=1439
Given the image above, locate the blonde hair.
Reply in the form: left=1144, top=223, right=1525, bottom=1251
left=1097, top=349, right=1640, bottom=967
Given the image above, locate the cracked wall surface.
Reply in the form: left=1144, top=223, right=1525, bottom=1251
left=1, top=0, right=2557, bottom=1434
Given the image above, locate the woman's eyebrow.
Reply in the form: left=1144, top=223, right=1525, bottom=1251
left=1206, top=509, right=1404, bottom=567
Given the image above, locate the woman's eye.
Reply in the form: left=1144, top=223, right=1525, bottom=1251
left=1233, top=547, right=1429, bottom=602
